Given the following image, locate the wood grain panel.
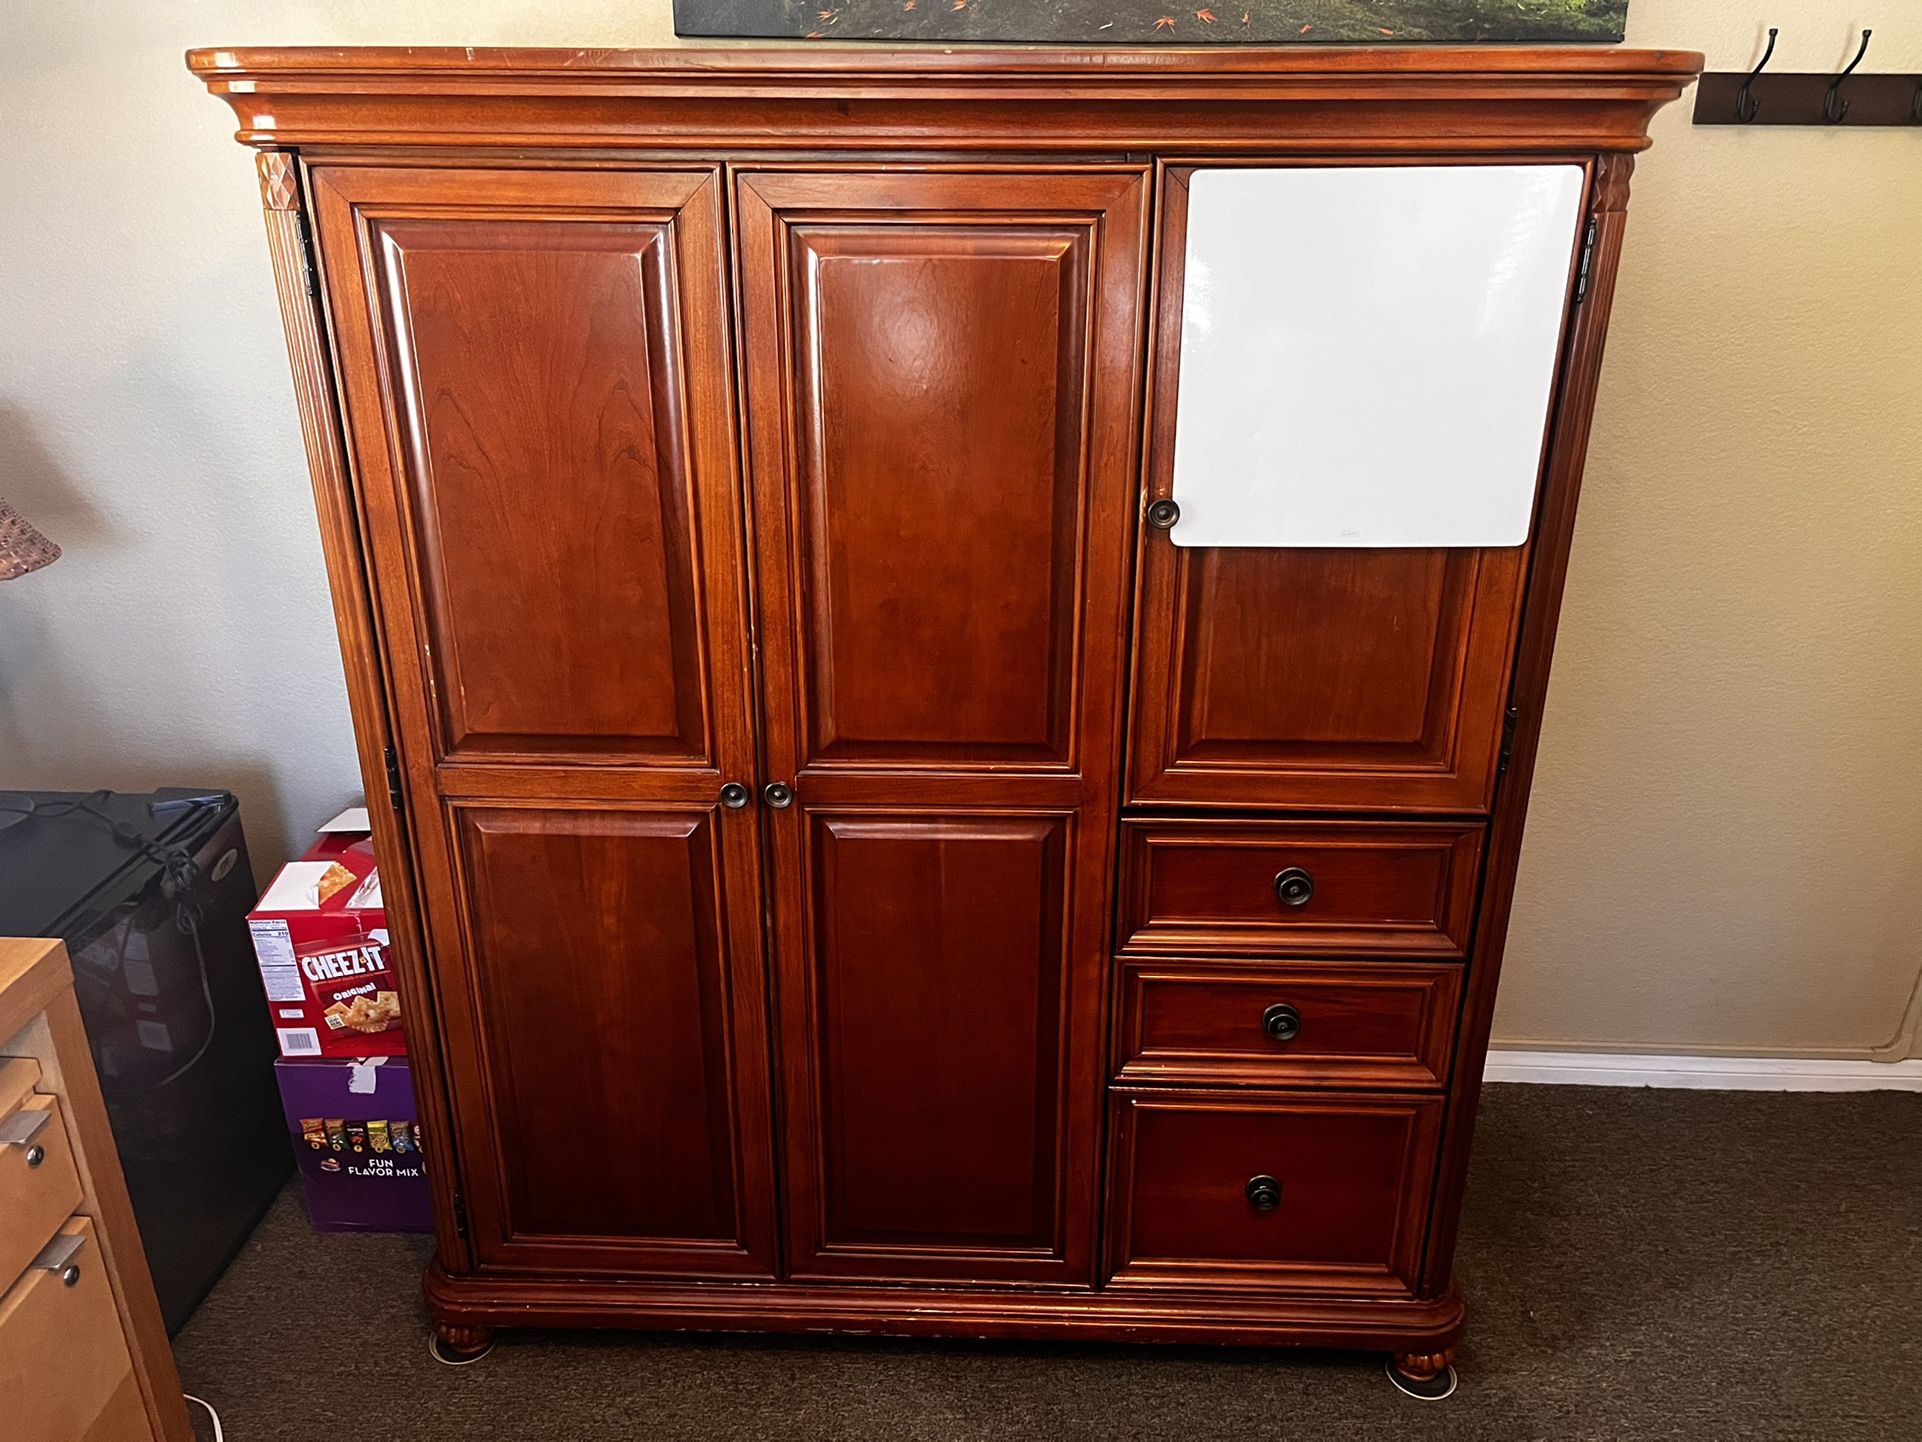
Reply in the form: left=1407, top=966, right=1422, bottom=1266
left=1114, top=959, right=1461, bottom=1089
left=1129, top=162, right=1532, bottom=814
left=795, top=811, right=1070, bottom=1270
left=1105, top=1089, right=1443, bottom=1295
left=311, top=165, right=749, bottom=774
left=780, top=223, right=1089, bottom=768
left=451, top=805, right=776, bottom=1276
left=366, top=216, right=706, bottom=761
left=0, top=1219, right=148, bottom=1442
left=0, top=1089, right=83, bottom=1287
left=1119, top=820, right=1483, bottom=958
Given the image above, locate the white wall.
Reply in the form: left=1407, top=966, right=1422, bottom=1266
left=2, top=2, right=1917, bottom=1058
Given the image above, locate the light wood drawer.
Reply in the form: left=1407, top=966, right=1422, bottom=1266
left=1104, top=1088, right=1442, bottom=1296
left=1117, top=820, right=1482, bottom=958
left=0, top=1217, right=150, bottom=1442
left=1114, top=959, right=1461, bottom=1089
left=1, top=1059, right=86, bottom=1286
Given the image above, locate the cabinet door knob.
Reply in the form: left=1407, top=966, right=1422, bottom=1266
left=762, top=781, right=794, bottom=810
left=1261, top=1003, right=1301, bottom=1043
left=1245, top=1174, right=1283, bottom=1212
left=1273, top=867, right=1315, bottom=907
left=719, top=782, right=751, bottom=810
left=1146, top=498, right=1181, bottom=530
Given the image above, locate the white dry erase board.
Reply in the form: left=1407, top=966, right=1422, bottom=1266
left=1167, top=164, right=1586, bottom=549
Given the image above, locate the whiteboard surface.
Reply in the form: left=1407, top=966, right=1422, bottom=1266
left=1168, top=164, right=1584, bottom=548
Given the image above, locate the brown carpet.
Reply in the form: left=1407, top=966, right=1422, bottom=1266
left=175, top=1085, right=1922, bottom=1440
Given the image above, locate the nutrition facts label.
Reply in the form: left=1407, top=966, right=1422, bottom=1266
left=248, top=918, right=304, bottom=1002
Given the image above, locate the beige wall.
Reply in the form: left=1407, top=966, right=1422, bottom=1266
left=1, top=2, right=1916, bottom=1057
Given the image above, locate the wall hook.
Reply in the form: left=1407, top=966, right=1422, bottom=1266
left=1736, top=27, right=1778, bottom=122
left=1824, top=29, right=1872, bottom=123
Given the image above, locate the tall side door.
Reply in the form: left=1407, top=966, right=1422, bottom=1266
left=311, top=165, right=778, bottom=1277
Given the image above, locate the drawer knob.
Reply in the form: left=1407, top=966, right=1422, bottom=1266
left=719, top=782, right=751, bottom=810
left=61, top=1265, right=81, bottom=1287
left=1245, top=1174, right=1283, bottom=1212
left=26, top=1144, right=45, bottom=1168
left=1261, top=1003, right=1301, bottom=1043
left=1273, top=867, right=1315, bottom=907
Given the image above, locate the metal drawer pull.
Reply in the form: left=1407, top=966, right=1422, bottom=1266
left=31, top=1231, right=86, bottom=1287
left=1261, top=1003, right=1301, bottom=1043
left=2, top=1108, right=52, bottom=1162
left=1272, top=867, right=1315, bottom=907
left=1245, top=1174, right=1283, bottom=1212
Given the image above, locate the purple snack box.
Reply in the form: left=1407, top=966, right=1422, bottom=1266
left=275, top=1055, right=433, bottom=1232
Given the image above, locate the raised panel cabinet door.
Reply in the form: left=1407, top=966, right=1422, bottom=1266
left=309, top=166, right=776, bottom=1276
left=735, top=168, right=1149, bottom=1283
left=1129, top=164, right=1555, bottom=814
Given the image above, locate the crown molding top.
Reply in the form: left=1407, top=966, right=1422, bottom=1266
left=186, top=44, right=1703, bottom=155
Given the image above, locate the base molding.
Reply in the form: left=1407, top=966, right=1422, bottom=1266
left=423, top=1261, right=1464, bottom=1354
left=1484, top=1049, right=1922, bottom=1092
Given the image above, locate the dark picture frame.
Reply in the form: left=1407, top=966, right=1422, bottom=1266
left=673, top=0, right=1628, bottom=46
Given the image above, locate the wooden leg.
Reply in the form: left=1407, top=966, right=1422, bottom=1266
left=433, top=1321, right=496, bottom=1360
left=1387, top=1345, right=1458, bottom=1399
left=1391, top=1346, right=1456, bottom=1383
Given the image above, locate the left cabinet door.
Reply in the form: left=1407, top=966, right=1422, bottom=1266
left=310, top=166, right=778, bottom=1277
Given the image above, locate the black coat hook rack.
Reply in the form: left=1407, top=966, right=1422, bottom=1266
left=1694, top=27, right=1922, bottom=127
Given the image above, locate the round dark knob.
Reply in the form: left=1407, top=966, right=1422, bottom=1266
left=26, top=1144, right=45, bottom=1169
left=719, top=782, right=750, bottom=810
left=1261, top=1003, right=1301, bottom=1043
left=1273, top=867, right=1314, bottom=907
left=1246, top=1175, right=1283, bottom=1212
left=762, top=782, right=794, bottom=810
left=1146, top=498, right=1181, bottom=530
left=61, top=1265, right=81, bottom=1287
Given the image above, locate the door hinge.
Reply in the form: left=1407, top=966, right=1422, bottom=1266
left=451, top=1190, right=470, bottom=1241
left=1497, top=704, right=1521, bottom=775
left=295, top=211, right=320, bottom=299
left=1573, top=217, right=1599, bottom=305
left=383, top=746, right=405, bottom=813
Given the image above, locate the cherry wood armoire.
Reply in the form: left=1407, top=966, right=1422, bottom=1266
left=192, top=45, right=1698, bottom=1387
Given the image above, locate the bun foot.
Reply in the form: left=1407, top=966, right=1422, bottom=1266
left=1387, top=1347, right=1458, bottom=1401
left=431, top=1322, right=496, bottom=1365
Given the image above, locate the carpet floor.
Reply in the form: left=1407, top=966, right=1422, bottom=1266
left=174, top=1085, right=1921, bottom=1441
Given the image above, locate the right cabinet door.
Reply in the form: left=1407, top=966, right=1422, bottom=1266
left=1130, top=162, right=1586, bottom=814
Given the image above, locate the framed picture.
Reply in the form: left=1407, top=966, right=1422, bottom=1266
left=673, top=0, right=1629, bottom=45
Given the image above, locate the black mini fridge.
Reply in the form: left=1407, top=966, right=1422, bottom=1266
left=0, top=787, right=290, bottom=1332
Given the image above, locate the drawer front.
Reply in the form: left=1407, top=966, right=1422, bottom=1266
left=1118, top=820, right=1482, bottom=958
left=0, top=1084, right=86, bottom=1287
left=1114, top=960, right=1461, bottom=1088
left=0, top=1218, right=148, bottom=1442
left=1105, top=1089, right=1442, bottom=1295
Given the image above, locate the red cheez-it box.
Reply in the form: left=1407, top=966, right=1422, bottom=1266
left=247, top=808, right=405, bottom=1059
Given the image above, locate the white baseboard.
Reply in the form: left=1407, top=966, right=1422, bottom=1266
left=1483, top=1050, right=1922, bottom=1092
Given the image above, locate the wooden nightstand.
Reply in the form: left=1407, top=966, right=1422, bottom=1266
left=0, top=937, right=193, bottom=1441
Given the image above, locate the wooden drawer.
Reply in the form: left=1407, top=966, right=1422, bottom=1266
left=1114, top=959, right=1460, bottom=1089
left=1105, top=1089, right=1442, bottom=1295
left=1107, top=1092, right=1437, bottom=1299
left=1117, top=820, right=1481, bottom=958
left=0, top=1217, right=150, bottom=1442
left=0, top=1058, right=85, bottom=1287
